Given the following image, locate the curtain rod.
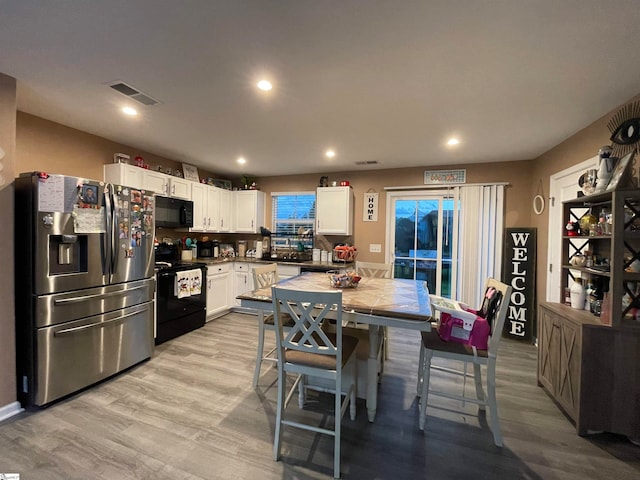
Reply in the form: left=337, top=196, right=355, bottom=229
left=384, top=182, right=509, bottom=191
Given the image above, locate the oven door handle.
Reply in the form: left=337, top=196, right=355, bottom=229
left=53, top=285, right=148, bottom=305
left=53, top=310, right=143, bottom=336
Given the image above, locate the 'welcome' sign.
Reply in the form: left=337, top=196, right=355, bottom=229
left=502, top=228, right=536, bottom=342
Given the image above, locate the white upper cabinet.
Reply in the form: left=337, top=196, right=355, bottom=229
left=233, top=190, right=265, bottom=233
left=316, top=186, right=354, bottom=235
left=190, top=181, right=207, bottom=232
left=218, top=188, right=231, bottom=232
left=167, top=176, right=191, bottom=199
left=190, top=183, right=232, bottom=233
left=104, top=164, right=191, bottom=199
left=143, top=170, right=168, bottom=196
left=144, top=171, right=191, bottom=199
left=104, top=163, right=144, bottom=189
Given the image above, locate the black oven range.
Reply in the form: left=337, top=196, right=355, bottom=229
left=154, top=243, right=207, bottom=345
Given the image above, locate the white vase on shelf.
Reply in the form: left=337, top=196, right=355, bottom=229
left=570, top=278, right=586, bottom=310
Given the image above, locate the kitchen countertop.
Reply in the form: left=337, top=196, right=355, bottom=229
left=186, top=256, right=354, bottom=271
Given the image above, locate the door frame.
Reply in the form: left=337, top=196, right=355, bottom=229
left=546, top=156, right=598, bottom=301
left=385, top=189, right=454, bottom=295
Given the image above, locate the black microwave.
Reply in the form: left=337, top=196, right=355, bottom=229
left=155, top=196, right=194, bottom=228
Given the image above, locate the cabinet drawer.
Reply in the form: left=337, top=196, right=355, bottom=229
left=207, top=263, right=232, bottom=275
left=234, top=263, right=251, bottom=273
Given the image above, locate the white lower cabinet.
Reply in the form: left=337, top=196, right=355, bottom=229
left=233, top=262, right=259, bottom=306
left=206, top=263, right=232, bottom=319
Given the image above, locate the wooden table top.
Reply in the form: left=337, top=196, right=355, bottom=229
left=238, top=271, right=432, bottom=322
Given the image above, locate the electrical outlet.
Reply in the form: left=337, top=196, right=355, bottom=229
left=369, top=243, right=381, bottom=253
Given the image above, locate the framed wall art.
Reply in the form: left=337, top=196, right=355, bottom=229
left=605, top=151, right=635, bottom=191
left=182, top=163, right=200, bottom=182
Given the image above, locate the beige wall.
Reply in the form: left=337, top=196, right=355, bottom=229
left=529, top=93, right=640, bottom=301
left=16, top=112, right=195, bottom=181
left=0, top=74, right=17, bottom=408
left=257, top=160, right=535, bottom=262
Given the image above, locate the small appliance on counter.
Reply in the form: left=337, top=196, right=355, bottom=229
left=219, top=243, right=235, bottom=258
left=237, top=240, right=248, bottom=257
left=197, top=240, right=219, bottom=258
left=260, top=226, right=272, bottom=259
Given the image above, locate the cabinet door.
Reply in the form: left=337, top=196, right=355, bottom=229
left=234, top=190, right=264, bottom=233
left=538, top=307, right=560, bottom=394
left=190, top=182, right=207, bottom=232
left=558, top=319, right=581, bottom=420
left=218, top=189, right=231, bottom=232
left=233, top=263, right=254, bottom=306
left=316, top=187, right=353, bottom=235
left=206, top=269, right=231, bottom=318
left=144, top=171, right=168, bottom=196
left=104, top=164, right=144, bottom=189
left=169, top=177, right=191, bottom=200
left=205, top=186, right=218, bottom=232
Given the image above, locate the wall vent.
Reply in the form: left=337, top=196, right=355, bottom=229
left=108, top=81, right=160, bottom=106
left=355, top=160, right=379, bottom=166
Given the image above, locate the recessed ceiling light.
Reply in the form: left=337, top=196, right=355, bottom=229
left=257, top=80, right=272, bottom=91
left=447, top=137, right=460, bottom=146
left=237, top=157, right=246, bottom=164
left=325, top=149, right=336, bottom=158
left=122, top=106, right=138, bottom=116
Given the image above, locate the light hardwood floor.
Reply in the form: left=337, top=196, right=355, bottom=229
left=1, top=312, right=638, bottom=479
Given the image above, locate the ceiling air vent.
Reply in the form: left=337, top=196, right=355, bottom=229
left=355, top=160, right=379, bottom=166
left=108, top=81, right=160, bottom=106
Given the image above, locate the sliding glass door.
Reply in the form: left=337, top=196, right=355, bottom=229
left=388, top=192, right=456, bottom=297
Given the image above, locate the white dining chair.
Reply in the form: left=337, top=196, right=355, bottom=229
left=251, top=263, right=294, bottom=387
left=416, top=278, right=512, bottom=446
left=271, top=286, right=359, bottom=479
left=355, top=261, right=393, bottom=360
left=355, top=261, right=393, bottom=279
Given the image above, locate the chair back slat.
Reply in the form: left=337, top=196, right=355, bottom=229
left=355, top=261, right=393, bottom=279
left=484, top=278, right=512, bottom=353
left=272, top=287, right=343, bottom=356
left=253, top=263, right=279, bottom=289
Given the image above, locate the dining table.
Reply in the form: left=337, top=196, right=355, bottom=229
left=237, top=271, right=433, bottom=422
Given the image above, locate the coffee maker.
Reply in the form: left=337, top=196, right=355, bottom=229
left=260, top=227, right=272, bottom=259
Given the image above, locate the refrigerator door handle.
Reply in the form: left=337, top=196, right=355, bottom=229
left=53, top=284, right=149, bottom=304
left=110, top=190, right=119, bottom=276
left=103, top=185, right=113, bottom=276
left=53, top=309, right=144, bottom=336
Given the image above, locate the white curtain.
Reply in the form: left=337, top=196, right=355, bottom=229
left=455, top=185, right=505, bottom=307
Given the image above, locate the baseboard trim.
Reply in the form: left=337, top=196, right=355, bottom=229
left=0, top=401, right=24, bottom=423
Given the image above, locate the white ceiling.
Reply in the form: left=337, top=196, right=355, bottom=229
left=1, top=1, right=639, bottom=178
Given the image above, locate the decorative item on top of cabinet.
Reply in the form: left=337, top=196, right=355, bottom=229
left=113, top=153, right=130, bottom=164
left=182, top=163, right=200, bottom=182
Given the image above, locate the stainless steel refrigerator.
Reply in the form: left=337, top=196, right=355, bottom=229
left=15, top=172, right=156, bottom=407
